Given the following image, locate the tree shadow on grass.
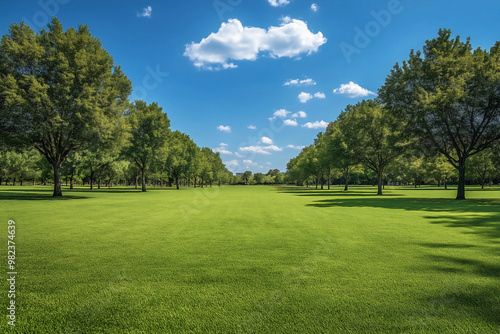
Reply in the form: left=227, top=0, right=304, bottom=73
left=410, top=250, right=500, bottom=327
left=304, top=195, right=500, bottom=245
left=0, top=188, right=89, bottom=200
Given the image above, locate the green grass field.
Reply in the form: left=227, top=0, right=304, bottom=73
left=1, top=185, right=499, bottom=333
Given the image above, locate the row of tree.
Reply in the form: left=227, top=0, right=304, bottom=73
left=0, top=18, right=232, bottom=195
left=287, top=29, right=500, bottom=200
left=0, top=100, right=232, bottom=191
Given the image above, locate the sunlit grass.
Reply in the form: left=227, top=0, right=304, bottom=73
left=0, top=185, right=499, bottom=333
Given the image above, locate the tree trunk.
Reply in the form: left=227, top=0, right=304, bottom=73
left=13, top=178, right=16, bottom=186
left=176, top=176, right=179, bottom=190
left=141, top=167, right=147, bottom=192
left=327, top=177, right=330, bottom=190
left=377, top=169, right=383, bottom=195
left=98, top=175, right=101, bottom=189
left=70, top=175, right=74, bottom=189
left=20, top=179, right=23, bottom=186
left=135, top=174, right=139, bottom=189
left=194, top=177, right=197, bottom=188
left=90, top=169, right=94, bottom=190
left=52, top=161, right=63, bottom=197
left=315, top=178, right=318, bottom=189
left=456, top=160, right=466, bottom=200
left=344, top=171, right=349, bottom=191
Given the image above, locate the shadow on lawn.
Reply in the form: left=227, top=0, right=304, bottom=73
left=0, top=190, right=89, bottom=200
left=410, top=250, right=500, bottom=327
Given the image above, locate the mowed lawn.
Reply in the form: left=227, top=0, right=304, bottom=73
left=1, top=185, right=499, bottom=333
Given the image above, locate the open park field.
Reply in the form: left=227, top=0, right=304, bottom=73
left=1, top=185, right=499, bottom=333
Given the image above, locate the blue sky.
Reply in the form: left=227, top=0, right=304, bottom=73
left=1, top=0, right=499, bottom=173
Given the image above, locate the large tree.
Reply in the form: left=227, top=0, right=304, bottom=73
left=0, top=18, right=131, bottom=196
left=324, top=120, right=361, bottom=191
left=379, top=29, right=500, bottom=199
left=340, top=100, right=408, bottom=195
left=123, top=100, right=170, bottom=192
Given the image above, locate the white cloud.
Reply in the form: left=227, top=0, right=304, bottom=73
left=299, top=91, right=325, bottom=103
left=302, top=120, right=329, bottom=129
left=311, top=3, right=319, bottom=12
left=240, top=146, right=271, bottom=155
left=291, top=111, right=307, bottom=118
left=137, top=6, right=152, bottom=18
left=260, top=136, right=273, bottom=145
left=286, top=144, right=306, bottom=150
left=284, top=78, right=316, bottom=86
left=213, top=143, right=232, bottom=155
left=243, top=159, right=258, bottom=166
left=217, top=125, right=231, bottom=133
left=283, top=119, right=298, bottom=126
left=268, top=0, right=291, bottom=7
left=248, top=125, right=257, bottom=129
left=333, top=81, right=376, bottom=98
left=213, top=148, right=233, bottom=155
left=225, top=159, right=239, bottom=167
left=240, top=145, right=282, bottom=155
left=269, top=108, right=291, bottom=120
left=264, top=145, right=282, bottom=152
left=298, top=92, right=313, bottom=103
left=184, top=18, right=326, bottom=69
left=235, top=152, right=244, bottom=158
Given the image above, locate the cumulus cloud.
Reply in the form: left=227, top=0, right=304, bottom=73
left=298, top=92, right=313, bottom=103
left=248, top=125, right=257, bottom=129
left=284, top=78, right=316, bottom=86
left=302, top=120, right=329, bottom=129
left=240, top=145, right=283, bottom=155
left=311, top=3, right=319, bottom=12
left=243, top=159, right=258, bottom=166
left=286, top=144, right=306, bottom=150
left=333, top=81, right=376, bottom=98
left=260, top=136, right=273, bottom=145
left=269, top=108, right=291, bottom=120
left=213, top=143, right=232, bottom=155
left=225, top=159, right=239, bottom=167
left=137, top=6, right=152, bottom=18
left=268, top=0, right=291, bottom=6
left=291, top=111, right=307, bottom=118
left=235, top=152, right=244, bottom=158
left=283, top=119, right=298, bottom=126
left=217, top=125, right=231, bottom=133
left=184, top=18, right=326, bottom=69
left=299, top=91, right=325, bottom=103
left=213, top=148, right=232, bottom=155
